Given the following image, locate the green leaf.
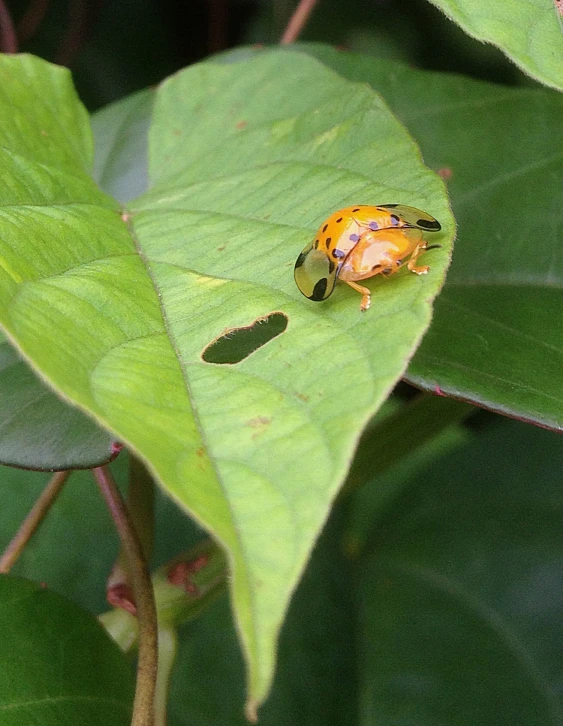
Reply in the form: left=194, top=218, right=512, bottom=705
left=425, top=0, right=563, bottom=91
left=0, top=86, right=154, bottom=472
left=0, top=465, right=123, bottom=614
left=0, top=332, right=117, bottom=470
left=0, top=455, right=202, bottom=614
left=342, top=393, right=473, bottom=496
left=0, top=51, right=453, bottom=707
left=168, top=507, right=357, bottom=726
left=354, top=418, right=563, bottom=725
left=0, top=575, right=134, bottom=725
left=92, top=89, right=153, bottom=204
left=298, top=46, right=563, bottom=431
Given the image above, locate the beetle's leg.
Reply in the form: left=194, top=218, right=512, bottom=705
left=407, top=242, right=430, bottom=275
left=343, top=280, right=372, bottom=311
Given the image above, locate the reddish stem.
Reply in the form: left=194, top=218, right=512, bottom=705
left=208, top=0, right=228, bottom=53
left=280, top=0, right=320, bottom=44
left=93, top=466, right=158, bottom=726
left=17, top=0, right=50, bottom=43
left=55, top=0, right=87, bottom=66
left=0, top=470, right=70, bottom=573
left=0, top=0, right=18, bottom=53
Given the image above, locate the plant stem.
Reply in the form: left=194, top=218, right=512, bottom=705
left=107, top=457, right=156, bottom=612
left=154, top=626, right=177, bottom=726
left=17, top=0, right=50, bottom=43
left=0, top=470, right=70, bottom=573
left=208, top=0, right=228, bottom=53
left=0, top=0, right=18, bottom=53
left=55, top=0, right=88, bottom=66
left=100, top=538, right=228, bottom=649
left=280, top=0, right=320, bottom=44
left=93, top=465, right=158, bottom=726
left=128, top=456, right=155, bottom=563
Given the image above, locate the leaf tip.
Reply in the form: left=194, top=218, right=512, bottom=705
left=244, top=697, right=259, bottom=723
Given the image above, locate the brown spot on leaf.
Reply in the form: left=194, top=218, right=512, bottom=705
left=246, top=416, right=271, bottom=440
left=247, top=416, right=271, bottom=428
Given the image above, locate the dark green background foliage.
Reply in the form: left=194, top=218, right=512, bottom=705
left=1, top=0, right=562, bottom=724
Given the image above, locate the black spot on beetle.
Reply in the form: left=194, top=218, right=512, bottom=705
left=294, top=252, right=307, bottom=269
left=325, top=237, right=332, bottom=248
left=313, top=239, right=319, bottom=249
left=417, top=218, right=441, bottom=231
left=332, top=248, right=345, bottom=259
left=322, top=224, right=328, bottom=233
left=310, top=277, right=328, bottom=300
left=396, top=259, right=402, bottom=266
left=371, top=264, right=382, bottom=270
left=336, top=217, right=343, bottom=223
left=352, top=207, right=360, bottom=212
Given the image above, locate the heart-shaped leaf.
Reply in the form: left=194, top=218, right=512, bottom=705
left=0, top=51, right=452, bottom=707
left=0, top=575, right=133, bottom=725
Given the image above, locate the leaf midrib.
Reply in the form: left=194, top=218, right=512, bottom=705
left=125, top=214, right=267, bottom=669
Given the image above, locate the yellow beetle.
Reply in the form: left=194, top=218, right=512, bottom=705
left=294, top=204, right=441, bottom=311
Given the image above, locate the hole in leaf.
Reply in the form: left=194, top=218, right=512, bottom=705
left=202, top=312, right=288, bottom=365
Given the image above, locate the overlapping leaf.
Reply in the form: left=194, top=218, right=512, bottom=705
left=0, top=88, right=154, bottom=470
left=0, top=51, right=452, bottom=707
left=91, top=90, right=153, bottom=204
left=0, top=87, right=152, bottom=471
left=0, top=332, right=116, bottom=470
left=426, top=0, right=563, bottom=91
left=0, top=575, right=133, bottom=725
